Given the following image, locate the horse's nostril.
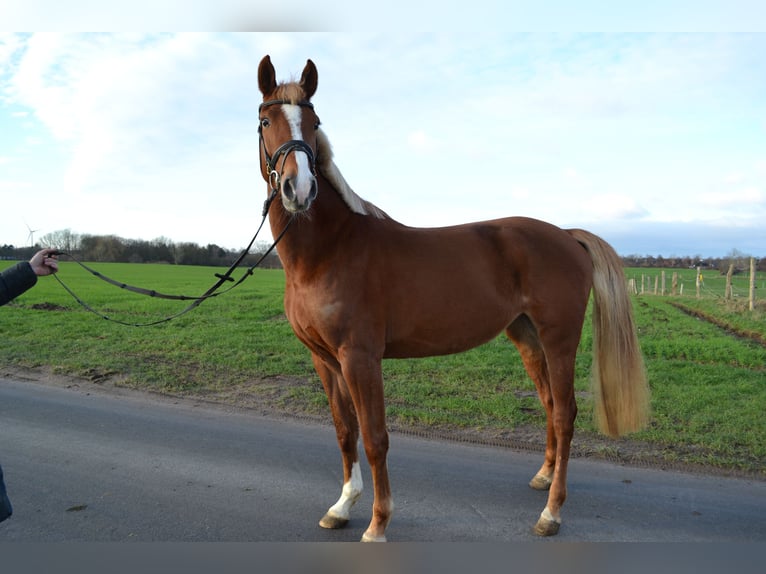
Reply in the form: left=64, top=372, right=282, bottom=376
left=282, top=178, right=296, bottom=201
left=308, top=179, right=318, bottom=201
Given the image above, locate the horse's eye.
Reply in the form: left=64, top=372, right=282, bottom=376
left=314, top=118, right=321, bottom=130
left=261, top=118, right=271, bottom=129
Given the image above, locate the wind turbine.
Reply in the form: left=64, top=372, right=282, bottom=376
left=25, top=223, right=40, bottom=247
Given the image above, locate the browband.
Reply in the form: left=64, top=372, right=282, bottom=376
left=259, top=99, right=314, bottom=112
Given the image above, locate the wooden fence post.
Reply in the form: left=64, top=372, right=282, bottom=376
left=725, top=264, right=734, bottom=301
left=696, top=266, right=701, bottom=299
left=750, top=257, right=756, bottom=311
left=672, top=272, right=678, bottom=296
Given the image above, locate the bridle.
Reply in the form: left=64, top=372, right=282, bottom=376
left=258, top=99, right=317, bottom=194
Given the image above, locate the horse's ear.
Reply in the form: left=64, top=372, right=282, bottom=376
left=258, top=55, right=277, bottom=96
left=300, top=59, right=318, bottom=100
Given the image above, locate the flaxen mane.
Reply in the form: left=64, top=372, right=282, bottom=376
left=316, top=128, right=387, bottom=219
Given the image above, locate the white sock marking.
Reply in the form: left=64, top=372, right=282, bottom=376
left=327, top=462, right=363, bottom=520
left=540, top=506, right=561, bottom=524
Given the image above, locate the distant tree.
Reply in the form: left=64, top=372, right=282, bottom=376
left=151, top=237, right=175, bottom=263
left=0, top=244, right=15, bottom=259
left=721, top=248, right=750, bottom=274
left=39, top=229, right=81, bottom=252
left=80, top=235, right=126, bottom=262
left=174, top=242, right=207, bottom=265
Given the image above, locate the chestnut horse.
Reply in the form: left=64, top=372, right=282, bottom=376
left=256, top=55, right=650, bottom=541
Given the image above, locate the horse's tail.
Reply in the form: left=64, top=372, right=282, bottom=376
left=568, top=229, right=651, bottom=438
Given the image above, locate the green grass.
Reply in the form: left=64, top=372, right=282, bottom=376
left=2, top=261, right=764, bottom=475
left=1, top=262, right=310, bottom=387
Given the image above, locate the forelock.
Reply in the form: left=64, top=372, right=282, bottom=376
left=272, top=82, right=307, bottom=104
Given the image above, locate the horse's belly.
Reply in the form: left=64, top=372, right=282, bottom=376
left=383, top=306, right=512, bottom=359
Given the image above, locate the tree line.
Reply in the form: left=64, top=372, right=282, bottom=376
left=0, top=229, right=282, bottom=269
left=622, top=249, right=765, bottom=274
left=1, top=229, right=762, bottom=273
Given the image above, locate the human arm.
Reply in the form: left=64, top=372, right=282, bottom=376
left=0, top=248, right=59, bottom=306
left=0, top=262, right=37, bottom=306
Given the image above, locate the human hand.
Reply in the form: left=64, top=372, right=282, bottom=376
left=29, top=248, right=59, bottom=276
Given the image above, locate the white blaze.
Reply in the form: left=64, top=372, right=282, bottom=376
left=281, top=104, right=314, bottom=204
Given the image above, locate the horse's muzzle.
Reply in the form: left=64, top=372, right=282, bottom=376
left=281, top=175, right=318, bottom=213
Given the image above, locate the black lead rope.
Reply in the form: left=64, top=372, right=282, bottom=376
left=52, top=190, right=294, bottom=327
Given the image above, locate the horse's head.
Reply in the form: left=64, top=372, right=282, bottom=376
left=257, top=55, right=320, bottom=214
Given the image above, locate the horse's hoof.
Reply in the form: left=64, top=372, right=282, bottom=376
left=319, top=512, right=349, bottom=529
left=533, top=518, right=560, bottom=536
left=361, top=531, right=387, bottom=542
left=528, top=474, right=553, bottom=491
left=533, top=508, right=561, bottom=536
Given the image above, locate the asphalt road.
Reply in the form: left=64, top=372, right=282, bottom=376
left=1, top=376, right=764, bottom=542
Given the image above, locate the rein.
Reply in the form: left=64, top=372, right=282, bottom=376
left=53, top=190, right=294, bottom=327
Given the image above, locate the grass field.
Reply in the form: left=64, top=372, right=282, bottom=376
left=2, top=260, right=764, bottom=476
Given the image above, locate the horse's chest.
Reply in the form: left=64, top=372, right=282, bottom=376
left=284, top=286, right=345, bottom=343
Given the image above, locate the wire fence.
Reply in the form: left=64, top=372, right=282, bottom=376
left=625, top=259, right=763, bottom=311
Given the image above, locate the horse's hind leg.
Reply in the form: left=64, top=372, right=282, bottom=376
left=533, top=349, right=578, bottom=537
left=506, top=316, right=556, bottom=491
left=312, top=354, right=363, bottom=530
left=506, top=316, right=579, bottom=536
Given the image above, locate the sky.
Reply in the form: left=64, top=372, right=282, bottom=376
left=1, top=13, right=765, bottom=257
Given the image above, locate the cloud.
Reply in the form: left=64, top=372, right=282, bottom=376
left=723, top=172, right=745, bottom=185
left=407, top=129, right=437, bottom=153
left=509, top=186, right=530, bottom=200
left=0, top=180, right=33, bottom=191
left=0, top=33, right=23, bottom=72
left=5, top=34, right=264, bottom=197
left=584, top=193, right=648, bottom=220
left=701, top=187, right=764, bottom=208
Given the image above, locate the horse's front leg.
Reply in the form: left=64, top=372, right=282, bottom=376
left=339, top=347, right=393, bottom=542
left=312, top=354, right=363, bottom=530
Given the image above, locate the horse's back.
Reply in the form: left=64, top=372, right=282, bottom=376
left=363, top=216, right=595, bottom=358
left=375, top=215, right=593, bottom=292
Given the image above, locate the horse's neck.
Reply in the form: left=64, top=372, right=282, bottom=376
left=268, top=176, right=353, bottom=273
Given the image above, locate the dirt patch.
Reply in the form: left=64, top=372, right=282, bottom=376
left=187, top=375, right=325, bottom=419
left=30, top=302, right=69, bottom=311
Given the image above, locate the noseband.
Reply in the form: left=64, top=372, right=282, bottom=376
left=258, top=99, right=317, bottom=193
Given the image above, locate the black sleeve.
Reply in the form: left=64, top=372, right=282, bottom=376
left=0, top=262, right=38, bottom=306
